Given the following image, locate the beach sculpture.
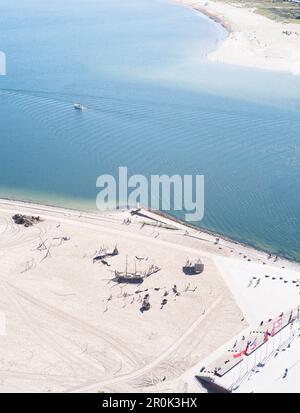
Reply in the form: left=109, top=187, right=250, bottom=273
left=183, top=257, right=204, bottom=275
left=93, top=245, right=119, bottom=263
left=112, top=256, right=161, bottom=284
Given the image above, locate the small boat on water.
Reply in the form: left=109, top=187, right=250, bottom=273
left=73, top=103, right=84, bottom=111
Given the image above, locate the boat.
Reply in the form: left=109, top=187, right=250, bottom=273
left=93, top=245, right=119, bottom=263
left=113, top=272, right=144, bottom=284
left=73, top=103, right=84, bottom=111
left=183, top=257, right=204, bottom=275
left=112, top=256, right=161, bottom=284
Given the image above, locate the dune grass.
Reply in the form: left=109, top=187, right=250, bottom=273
left=221, top=1, right=300, bottom=22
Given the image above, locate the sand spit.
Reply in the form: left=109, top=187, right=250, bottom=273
left=172, top=0, right=300, bottom=74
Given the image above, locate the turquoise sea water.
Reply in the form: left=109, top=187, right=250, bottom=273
left=0, top=0, right=299, bottom=260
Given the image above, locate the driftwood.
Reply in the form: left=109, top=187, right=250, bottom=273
left=37, top=238, right=48, bottom=251
left=21, top=258, right=36, bottom=274
left=40, top=246, right=52, bottom=262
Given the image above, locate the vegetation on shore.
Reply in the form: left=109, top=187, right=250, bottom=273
left=221, top=0, right=300, bottom=22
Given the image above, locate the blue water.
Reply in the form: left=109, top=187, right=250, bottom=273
left=0, top=0, right=299, bottom=260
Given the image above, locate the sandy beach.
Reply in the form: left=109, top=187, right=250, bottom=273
left=173, top=0, right=300, bottom=74
left=0, top=198, right=299, bottom=392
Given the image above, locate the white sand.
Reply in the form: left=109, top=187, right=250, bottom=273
left=0, top=199, right=299, bottom=392
left=172, top=0, right=300, bottom=74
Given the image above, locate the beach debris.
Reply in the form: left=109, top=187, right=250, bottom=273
left=93, top=245, right=119, bottom=263
left=20, top=258, right=36, bottom=274
left=114, top=272, right=144, bottom=285
left=112, top=256, right=161, bottom=284
left=135, top=256, right=148, bottom=262
left=122, top=217, right=131, bottom=225
left=183, top=257, right=204, bottom=275
left=140, top=294, right=151, bottom=313
left=53, top=236, right=70, bottom=241
left=147, top=263, right=161, bottom=277
left=37, top=238, right=48, bottom=251
left=184, top=282, right=191, bottom=292
left=172, top=284, right=180, bottom=296
left=12, top=214, right=42, bottom=227
left=41, top=246, right=52, bottom=262
left=160, top=298, right=168, bottom=310
left=254, top=278, right=261, bottom=288
left=52, top=236, right=70, bottom=246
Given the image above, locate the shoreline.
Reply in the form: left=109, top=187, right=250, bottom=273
left=172, top=0, right=300, bottom=74
left=151, top=209, right=300, bottom=265
left=0, top=195, right=298, bottom=266
left=173, top=0, right=233, bottom=33
left=0, top=196, right=300, bottom=392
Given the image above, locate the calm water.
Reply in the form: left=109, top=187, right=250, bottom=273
left=0, top=0, right=299, bottom=260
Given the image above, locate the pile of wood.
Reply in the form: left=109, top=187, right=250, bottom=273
left=12, top=214, right=42, bottom=227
